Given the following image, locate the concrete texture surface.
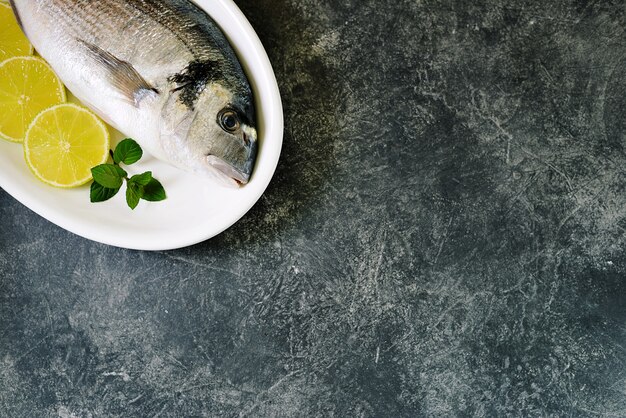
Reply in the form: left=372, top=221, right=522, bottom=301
left=2, top=0, right=626, bottom=416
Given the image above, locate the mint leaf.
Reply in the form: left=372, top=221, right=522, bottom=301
left=113, top=138, right=143, bottom=165
left=90, top=182, right=120, bottom=203
left=91, top=164, right=127, bottom=189
left=89, top=140, right=167, bottom=210
left=142, top=178, right=167, bottom=202
left=130, top=171, right=152, bottom=186
left=126, top=180, right=144, bottom=210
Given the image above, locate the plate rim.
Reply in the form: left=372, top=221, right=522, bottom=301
left=0, top=0, right=283, bottom=251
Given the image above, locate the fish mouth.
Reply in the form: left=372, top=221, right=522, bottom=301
left=206, top=155, right=250, bottom=187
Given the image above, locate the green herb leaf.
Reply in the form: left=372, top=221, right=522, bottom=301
left=130, top=171, right=152, bottom=186
left=113, top=138, right=143, bottom=165
left=90, top=182, right=120, bottom=203
left=89, top=140, right=166, bottom=210
left=91, top=164, right=127, bottom=189
left=142, top=178, right=167, bottom=202
left=126, top=180, right=144, bottom=210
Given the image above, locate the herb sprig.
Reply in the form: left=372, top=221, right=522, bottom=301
left=90, top=138, right=166, bottom=209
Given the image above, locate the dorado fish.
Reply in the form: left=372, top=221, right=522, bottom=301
left=10, top=0, right=257, bottom=187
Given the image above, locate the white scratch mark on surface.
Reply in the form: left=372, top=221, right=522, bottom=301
left=102, top=371, right=131, bottom=382
left=158, top=252, right=242, bottom=278
left=433, top=217, right=454, bottom=266
left=238, top=371, right=299, bottom=417
left=522, top=148, right=574, bottom=192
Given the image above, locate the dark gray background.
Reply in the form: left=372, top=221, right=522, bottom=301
left=2, top=0, right=626, bottom=416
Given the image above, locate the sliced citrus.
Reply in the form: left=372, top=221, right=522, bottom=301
left=24, top=104, right=110, bottom=188
left=0, top=2, right=33, bottom=60
left=0, top=56, right=66, bottom=142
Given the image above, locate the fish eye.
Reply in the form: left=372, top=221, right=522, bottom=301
left=218, top=109, right=240, bottom=133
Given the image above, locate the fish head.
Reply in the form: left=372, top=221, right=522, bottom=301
left=160, top=78, right=257, bottom=188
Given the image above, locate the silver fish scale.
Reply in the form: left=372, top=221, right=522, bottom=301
left=42, top=0, right=245, bottom=90
left=12, top=0, right=257, bottom=184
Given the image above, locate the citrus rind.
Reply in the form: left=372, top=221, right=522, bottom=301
left=24, top=103, right=110, bottom=188
left=0, top=56, right=66, bottom=142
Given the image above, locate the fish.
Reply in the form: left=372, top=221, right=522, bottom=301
left=10, top=0, right=258, bottom=187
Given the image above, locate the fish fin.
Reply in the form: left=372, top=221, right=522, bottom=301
left=79, top=40, right=158, bottom=107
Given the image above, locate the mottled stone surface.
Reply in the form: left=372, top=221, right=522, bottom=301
left=2, top=0, right=626, bottom=416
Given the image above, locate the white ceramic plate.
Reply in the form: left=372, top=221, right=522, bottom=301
left=0, top=0, right=283, bottom=251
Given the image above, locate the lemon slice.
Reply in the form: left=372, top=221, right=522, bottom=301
left=24, top=104, right=110, bottom=188
left=0, top=56, right=66, bottom=142
left=0, top=2, right=33, bottom=60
